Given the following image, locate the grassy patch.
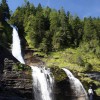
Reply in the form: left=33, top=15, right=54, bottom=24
left=42, top=48, right=100, bottom=95
left=42, top=48, right=100, bottom=72
left=96, top=88, right=100, bottom=96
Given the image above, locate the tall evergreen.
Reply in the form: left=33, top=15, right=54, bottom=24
left=1, top=0, right=10, bottom=20
left=0, top=4, right=3, bottom=21
left=71, top=16, right=83, bottom=47
left=9, top=1, right=100, bottom=56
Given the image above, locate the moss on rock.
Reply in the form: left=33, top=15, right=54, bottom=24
left=50, top=66, right=67, bottom=82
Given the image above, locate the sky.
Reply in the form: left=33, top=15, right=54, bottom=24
left=2, top=0, right=100, bottom=18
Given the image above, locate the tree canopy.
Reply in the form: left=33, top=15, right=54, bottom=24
left=0, top=1, right=100, bottom=57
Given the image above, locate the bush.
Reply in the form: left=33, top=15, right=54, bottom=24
left=50, top=66, right=67, bottom=82
left=76, top=56, right=85, bottom=66
left=85, top=62, right=93, bottom=72
left=96, top=88, right=100, bottom=96
left=12, top=63, right=31, bottom=71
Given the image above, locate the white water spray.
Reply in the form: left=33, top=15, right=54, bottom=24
left=11, top=26, right=54, bottom=100
left=62, top=68, right=88, bottom=100
left=31, top=66, right=54, bottom=100
left=12, top=26, right=25, bottom=64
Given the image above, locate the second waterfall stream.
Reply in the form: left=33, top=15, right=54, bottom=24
left=62, top=68, right=88, bottom=100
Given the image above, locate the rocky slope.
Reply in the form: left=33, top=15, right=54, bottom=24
left=0, top=45, right=100, bottom=100
left=0, top=45, right=33, bottom=100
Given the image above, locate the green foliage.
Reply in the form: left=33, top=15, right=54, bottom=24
left=83, top=17, right=98, bottom=42
left=13, top=63, right=24, bottom=71
left=39, top=38, right=48, bottom=53
left=0, top=1, right=99, bottom=96
left=52, top=30, right=65, bottom=50
left=42, top=48, right=100, bottom=72
left=0, top=0, right=11, bottom=47
left=8, top=1, right=100, bottom=58
left=0, top=0, right=99, bottom=72
left=0, top=21, right=12, bottom=47
left=96, top=88, right=100, bottom=96
left=71, top=16, right=83, bottom=47
left=49, top=10, right=60, bottom=32
left=50, top=65, right=67, bottom=82
left=76, top=56, right=85, bottom=66
left=84, top=62, right=93, bottom=72
left=13, top=63, right=31, bottom=71
left=1, top=0, right=10, bottom=20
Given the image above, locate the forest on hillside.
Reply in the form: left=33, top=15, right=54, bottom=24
left=0, top=0, right=100, bottom=58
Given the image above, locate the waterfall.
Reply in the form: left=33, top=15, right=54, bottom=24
left=62, top=68, right=88, bottom=100
left=31, top=66, right=54, bottom=100
left=12, top=26, right=25, bottom=64
left=11, top=26, right=54, bottom=100
left=11, top=26, right=89, bottom=100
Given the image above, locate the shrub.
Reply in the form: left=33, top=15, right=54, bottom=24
left=50, top=66, right=67, bottom=82
left=76, top=56, right=85, bottom=66
left=85, top=62, right=93, bottom=72
left=96, top=88, right=100, bottom=96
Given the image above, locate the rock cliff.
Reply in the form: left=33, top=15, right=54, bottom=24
left=0, top=45, right=33, bottom=100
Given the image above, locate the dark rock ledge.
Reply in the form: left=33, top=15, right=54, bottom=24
left=0, top=45, right=33, bottom=100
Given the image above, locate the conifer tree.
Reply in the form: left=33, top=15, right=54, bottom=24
left=1, top=0, right=10, bottom=20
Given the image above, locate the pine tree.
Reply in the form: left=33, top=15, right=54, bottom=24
left=71, top=16, right=83, bottom=47
left=1, top=0, right=10, bottom=20
left=0, top=4, right=3, bottom=21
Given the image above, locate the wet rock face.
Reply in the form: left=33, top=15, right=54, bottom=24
left=0, top=46, right=92, bottom=100
left=25, top=56, right=43, bottom=66
left=0, top=45, right=18, bottom=73
left=54, top=79, right=82, bottom=100
left=0, top=69, right=33, bottom=100
left=24, top=49, right=43, bottom=67
left=54, top=79, right=72, bottom=100
left=0, top=45, right=33, bottom=100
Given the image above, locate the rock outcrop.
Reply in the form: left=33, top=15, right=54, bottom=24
left=0, top=45, right=33, bottom=100
left=1, top=46, right=99, bottom=100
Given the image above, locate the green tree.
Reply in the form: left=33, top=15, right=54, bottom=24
left=36, top=3, right=42, bottom=12
left=9, top=1, right=100, bottom=56
left=83, top=17, right=97, bottom=42
left=0, top=4, right=3, bottom=21
left=80, top=17, right=100, bottom=57
left=25, top=15, right=37, bottom=48
left=43, top=7, right=51, bottom=31
left=52, top=29, right=64, bottom=50
left=71, top=16, right=83, bottom=47
left=59, top=8, right=71, bottom=47
left=50, top=10, right=60, bottom=32
left=1, top=0, right=10, bottom=19
left=25, top=12, right=45, bottom=48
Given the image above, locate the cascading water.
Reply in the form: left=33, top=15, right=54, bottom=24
left=62, top=68, right=88, bottom=100
left=11, top=26, right=54, bottom=100
left=12, top=26, right=89, bottom=100
left=31, top=66, right=54, bottom=100
left=12, top=26, right=25, bottom=64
